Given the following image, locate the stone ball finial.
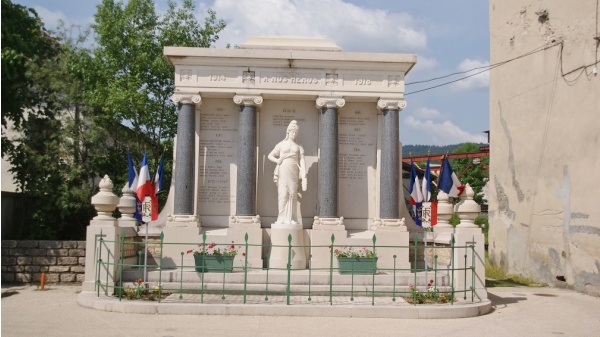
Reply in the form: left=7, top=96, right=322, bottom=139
left=464, top=183, right=475, bottom=199
left=437, top=190, right=449, bottom=202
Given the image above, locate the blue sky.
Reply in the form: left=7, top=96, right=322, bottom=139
left=15, top=0, right=490, bottom=146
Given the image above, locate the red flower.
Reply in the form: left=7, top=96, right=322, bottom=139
left=242, top=253, right=246, bottom=256
left=186, top=249, right=193, bottom=254
left=429, top=279, right=434, bottom=283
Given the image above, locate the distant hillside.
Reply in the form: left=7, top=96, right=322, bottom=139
left=402, top=143, right=486, bottom=157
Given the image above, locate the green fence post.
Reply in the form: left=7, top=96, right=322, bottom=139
left=451, top=234, right=455, bottom=305
left=96, top=231, right=103, bottom=296
left=243, top=232, right=249, bottom=304
left=413, top=235, right=418, bottom=306
left=179, top=252, right=184, bottom=300
left=308, top=251, right=312, bottom=302
left=286, top=234, right=292, bottom=305
left=371, top=234, right=376, bottom=306
left=329, top=234, right=335, bottom=306
left=201, top=232, right=207, bottom=303
left=463, top=245, right=467, bottom=300
left=158, top=231, right=164, bottom=303
left=265, top=248, right=271, bottom=302
left=471, top=239, right=475, bottom=302
left=392, top=255, right=397, bottom=302
left=119, top=231, right=125, bottom=301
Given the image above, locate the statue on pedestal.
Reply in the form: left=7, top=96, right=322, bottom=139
left=268, top=120, right=307, bottom=225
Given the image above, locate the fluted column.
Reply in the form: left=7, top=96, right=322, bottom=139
left=171, top=93, right=201, bottom=216
left=378, top=98, right=406, bottom=219
left=313, top=97, right=346, bottom=229
left=230, top=95, right=262, bottom=227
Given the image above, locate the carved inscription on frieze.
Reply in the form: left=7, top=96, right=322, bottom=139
left=261, top=72, right=321, bottom=85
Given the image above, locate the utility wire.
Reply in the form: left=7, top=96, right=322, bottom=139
left=405, top=41, right=562, bottom=95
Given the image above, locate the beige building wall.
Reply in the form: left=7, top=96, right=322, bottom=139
left=488, top=0, right=600, bottom=296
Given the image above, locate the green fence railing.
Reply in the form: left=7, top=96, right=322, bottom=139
left=94, top=230, right=478, bottom=306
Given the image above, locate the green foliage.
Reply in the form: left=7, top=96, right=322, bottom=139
left=1, top=0, right=60, bottom=156
left=450, top=143, right=489, bottom=205
left=2, top=0, right=226, bottom=239
left=449, top=213, right=460, bottom=227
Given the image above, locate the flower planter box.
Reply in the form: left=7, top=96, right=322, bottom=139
left=337, top=257, right=377, bottom=274
left=194, top=254, right=234, bottom=273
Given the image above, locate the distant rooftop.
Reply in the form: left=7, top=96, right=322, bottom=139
left=239, top=36, right=342, bottom=52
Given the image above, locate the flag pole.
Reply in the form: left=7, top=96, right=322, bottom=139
left=144, top=220, right=149, bottom=283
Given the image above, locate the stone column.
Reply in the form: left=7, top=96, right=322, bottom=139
left=229, top=95, right=262, bottom=228
left=169, top=93, right=201, bottom=226
left=377, top=98, right=406, bottom=221
left=313, top=97, right=346, bottom=229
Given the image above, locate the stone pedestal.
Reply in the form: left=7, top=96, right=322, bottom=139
left=433, top=191, right=455, bottom=243
left=375, top=226, right=411, bottom=271
left=312, top=216, right=345, bottom=230
left=226, top=225, right=264, bottom=270
left=453, top=226, right=487, bottom=300
left=269, top=223, right=306, bottom=270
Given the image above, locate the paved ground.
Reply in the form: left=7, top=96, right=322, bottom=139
left=2, top=284, right=599, bottom=337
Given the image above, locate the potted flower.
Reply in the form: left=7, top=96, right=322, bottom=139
left=186, top=241, right=240, bottom=272
left=331, top=245, right=378, bottom=274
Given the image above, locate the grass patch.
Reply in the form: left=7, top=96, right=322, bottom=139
left=485, top=253, right=547, bottom=288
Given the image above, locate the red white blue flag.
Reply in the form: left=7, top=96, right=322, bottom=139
left=438, top=156, right=465, bottom=197
left=136, top=152, right=154, bottom=201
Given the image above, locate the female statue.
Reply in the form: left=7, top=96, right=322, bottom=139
left=268, top=120, right=307, bottom=225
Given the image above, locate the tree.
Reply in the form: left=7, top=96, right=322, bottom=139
left=1, top=0, right=60, bottom=156
left=88, top=0, right=225, bottom=168
left=2, top=0, right=226, bottom=239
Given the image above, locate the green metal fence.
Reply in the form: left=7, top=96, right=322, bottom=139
left=94, top=230, right=477, bottom=306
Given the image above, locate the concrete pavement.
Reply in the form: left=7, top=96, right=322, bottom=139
left=2, top=284, right=599, bottom=337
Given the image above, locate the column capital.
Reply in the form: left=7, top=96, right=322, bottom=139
left=171, top=93, right=202, bottom=105
left=377, top=98, right=407, bottom=111
left=316, top=97, right=345, bottom=109
left=233, top=95, right=263, bottom=106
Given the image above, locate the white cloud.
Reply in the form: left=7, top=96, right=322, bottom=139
left=412, top=107, right=443, bottom=120
left=451, top=58, right=489, bottom=91
left=409, top=56, right=439, bottom=75
left=33, top=6, right=68, bottom=27
left=207, top=0, right=427, bottom=52
left=404, top=115, right=487, bottom=145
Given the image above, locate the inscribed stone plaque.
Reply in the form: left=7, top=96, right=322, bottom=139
left=257, top=100, right=319, bottom=225
left=338, top=103, right=378, bottom=221
left=197, top=99, right=239, bottom=217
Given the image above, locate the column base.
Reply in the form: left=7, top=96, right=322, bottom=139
left=166, top=214, right=201, bottom=228
left=371, top=217, right=406, bottom=231
left=312, top=216, right=345, bottom=230
left=229, top=215, right=262, bottom=229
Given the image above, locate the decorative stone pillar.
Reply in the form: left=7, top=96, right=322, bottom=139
left=454, top=184, right=481, bottom=228
left=230, top=95, right=262, bottom=228
left=117, top=183, right=138, bottom=228
left=91, top=175, right=119, bottom=225
left=169, top=93, right=201, bottom=227
left=432, top=190, right=455, bottom=243
left=313, top=97, right=346, bottom=229
left=377, top=98, right=406, bottom=220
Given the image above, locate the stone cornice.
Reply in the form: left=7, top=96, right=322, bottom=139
left=377, top=99, right=407, bottom=111
left=233, top=95, right=263, bottom=106
left=171, top=93, right=202, bottom=105
left=316, top=97, right=346, bottom=109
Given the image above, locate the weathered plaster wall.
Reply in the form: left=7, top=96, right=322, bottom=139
left=488, top=0, right=600, bottom=296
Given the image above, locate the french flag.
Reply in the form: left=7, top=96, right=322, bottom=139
left=408, top=159, right=423, bottom=205
left=421, top=156, right=431, bottom=202
left=127, top=152, right=138, bottom=191
left=153, top=152, right=165, bottom=195
left=438, top=156, right=465, bottom=197
left=136, top=152, right=154, bottom=201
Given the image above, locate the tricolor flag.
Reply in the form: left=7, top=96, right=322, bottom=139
left=127, top=152, right=138, bottom=191
left=136, top=152, right=154, bottom=201
left=153, top=152, right=165, bottom=195
left=409, top=159, right=423, bottom=205
left=421, top=156, right=431, bottom=202
left=438, top=156, right=465, bottom=197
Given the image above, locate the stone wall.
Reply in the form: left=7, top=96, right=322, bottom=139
left=1, top=240, right=86, bottom=283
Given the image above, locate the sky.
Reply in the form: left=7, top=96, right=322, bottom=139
left=15, top=0, right=490, bottom=146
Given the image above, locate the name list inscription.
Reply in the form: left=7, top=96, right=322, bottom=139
left=198, top=107, right=237, bottom=207
left=338, top=110, right=374, bottom=180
